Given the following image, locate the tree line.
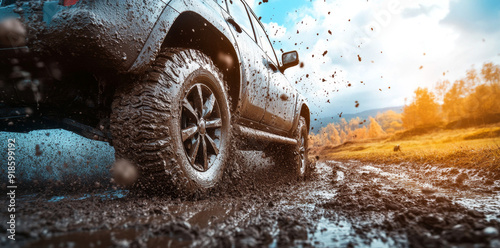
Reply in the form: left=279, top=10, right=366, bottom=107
left=310, top=62, right=500, bottom=147
left=309, top=110, right=404, bottom=147
left=403, top=62, right=500, bottom=129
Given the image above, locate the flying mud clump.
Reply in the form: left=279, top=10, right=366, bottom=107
left=0, top=18, right=26, bottom=47
left=110, top=159, right=138, bottom=187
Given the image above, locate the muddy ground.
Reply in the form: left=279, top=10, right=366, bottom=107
left=1, top=150, right=500, bottom=248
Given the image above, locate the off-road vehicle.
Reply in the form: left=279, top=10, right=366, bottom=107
left=0, top=0, right=310, bottom=194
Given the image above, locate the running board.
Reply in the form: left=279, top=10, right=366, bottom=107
left=234, top=125, right=297, bottom=145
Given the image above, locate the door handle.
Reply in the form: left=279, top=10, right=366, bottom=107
left=227, top=18, right=242, bottom=33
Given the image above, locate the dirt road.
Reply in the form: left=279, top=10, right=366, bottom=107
left=1, top=151, right=500, bottom=248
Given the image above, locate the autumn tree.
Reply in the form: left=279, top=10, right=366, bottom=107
left=339, top=118, right=348, bottom=130
left=434, top=80, right=450, bottom=103
left=375, top=110, right=404, bottom=134
left=340, top=130, right=347, bottom=143
left=443, top=63, right=500, bottom=123
left=474, top=62, right=500, bottom=117
left=463, top=64, right=500, bottom=120
left=401, top=103, right=417, bottom=129
left=481, top=62, right=500, bottom=84
left=402, top=87, right=441, bottom=129
left=367, top=117, right=386, bottom=138
left=387, top=121, right=403, bottom=133
left=348, top=117, right=362, bottom=131
left=442, top=80, right=467, bottom=122
left=324, top=123, right=340, bottom=145
left=309, top=132, right=321, bottom=147
left=349, top=126, right=368, bottom=140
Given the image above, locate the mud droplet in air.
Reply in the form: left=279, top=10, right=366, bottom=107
left=111, top=159, right=138, bottom=186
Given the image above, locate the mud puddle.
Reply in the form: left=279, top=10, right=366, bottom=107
left=310, top=214, right=399, bottom=247
left=323, top=160, right=500, bottom=247
left=358, top=162, right=500, bottom=220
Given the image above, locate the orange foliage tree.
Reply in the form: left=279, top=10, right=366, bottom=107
left=348, top=126, right=367, bottom=140
left=442, top=63, right=500, bottom=123
left=402, top=87, right=441, bottom=129
left=368, top=117, right=386, bottom=138
left=309, top=110, right=404, bottom=147
left=442, top=79, right=468, bottom=122
left=375, top=110, right=404, bottom=134
left=324, top=123, right=340, bottom=145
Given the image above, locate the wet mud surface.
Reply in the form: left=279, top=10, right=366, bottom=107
left=1, top=152, right=500, bottom=248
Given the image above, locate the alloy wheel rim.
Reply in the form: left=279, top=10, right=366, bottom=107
left=299, top=135, right=306, bottom=175
left=180, top=83, right=223, bottom=172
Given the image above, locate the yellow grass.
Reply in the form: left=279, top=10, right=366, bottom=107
left=312, top=126, right=500, bottom=171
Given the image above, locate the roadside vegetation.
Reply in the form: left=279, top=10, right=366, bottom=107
left=310, top=62, right=500, bottom=172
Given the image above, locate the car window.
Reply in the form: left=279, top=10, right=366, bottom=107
left=248, top=10, right=279, bottom=66
left=227, top=0, right=255, bottom=41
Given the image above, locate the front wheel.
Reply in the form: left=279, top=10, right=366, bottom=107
left=110, top=48, right=233, bottom=195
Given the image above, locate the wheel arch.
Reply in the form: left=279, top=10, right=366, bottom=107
left=299, top=103, right=311, bottom=133
left=161, top=11, right=242, bottom=113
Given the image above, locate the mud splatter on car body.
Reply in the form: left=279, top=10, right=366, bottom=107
left=1, top=0, right=310, bottom=195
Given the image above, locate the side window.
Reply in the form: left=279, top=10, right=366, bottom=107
left=249, top=12, right=279, bottom=66
left=227, top=0, right=255, bottom=40
left=216, top=0, right=228, bottom=12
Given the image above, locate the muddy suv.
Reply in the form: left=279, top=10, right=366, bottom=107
left=0, top=0, right=310, bottom=194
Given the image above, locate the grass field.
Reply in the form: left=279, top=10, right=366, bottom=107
left=311, top=125, right=500, bottom=171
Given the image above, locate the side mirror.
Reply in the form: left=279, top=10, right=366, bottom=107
left=280, top=51, right=299, bottom=72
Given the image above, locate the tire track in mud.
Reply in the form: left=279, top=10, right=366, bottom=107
left=357, top=162, right=500, bottom=221
left=324, top=160, right=500, bottom=248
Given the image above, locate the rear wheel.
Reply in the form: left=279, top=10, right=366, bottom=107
left=266, top=117, right=309, bottom=179
left=297, top=117, right=309, bottom=177
left=110, top=48, right=232, bottom=195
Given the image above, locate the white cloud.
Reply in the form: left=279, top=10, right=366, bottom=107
left=255, top=0, right=500, bottom=119
left=263, top=22, right=287, bottom=39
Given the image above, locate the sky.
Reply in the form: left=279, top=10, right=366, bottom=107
left=248, top=0, right=500, bottom=119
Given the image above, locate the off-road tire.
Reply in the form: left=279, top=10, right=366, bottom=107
left=266, top=117, right=309, bottom=179
left=110, top=48, right=232, bottom=196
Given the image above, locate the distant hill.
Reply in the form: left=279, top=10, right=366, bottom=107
left=311, top=106, right=404, bottom=132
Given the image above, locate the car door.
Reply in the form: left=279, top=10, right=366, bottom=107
left=224, top=0, right=270, bottom=123
left=248, top=11, right=297, bottom=132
